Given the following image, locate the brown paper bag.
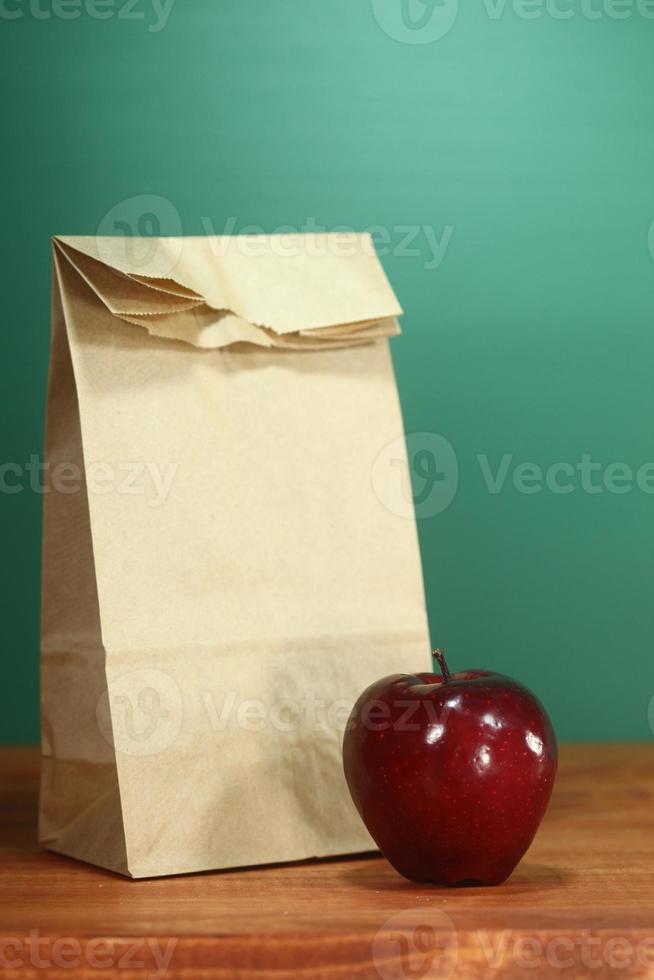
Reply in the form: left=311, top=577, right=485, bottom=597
left=39, top=232, right=431, bottom=878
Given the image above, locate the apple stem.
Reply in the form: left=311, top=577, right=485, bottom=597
left=433, top=648, right=451, bottom=683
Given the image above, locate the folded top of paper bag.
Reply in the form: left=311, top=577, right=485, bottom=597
left=53, top=233, right=403, bottom=350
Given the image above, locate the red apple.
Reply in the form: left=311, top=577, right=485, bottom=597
left=343, top=650, right=557, bottom=885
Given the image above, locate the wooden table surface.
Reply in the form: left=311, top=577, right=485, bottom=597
left=1, top=744, right=653, bottom=979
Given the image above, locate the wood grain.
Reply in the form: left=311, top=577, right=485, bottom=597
left=1, top=744, right=653, bottom=978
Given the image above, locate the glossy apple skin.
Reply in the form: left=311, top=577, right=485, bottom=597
left=343, top=670, right=557, bottom=885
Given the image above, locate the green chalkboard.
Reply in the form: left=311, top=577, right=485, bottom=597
left=1, top=0, right=653, bottom=741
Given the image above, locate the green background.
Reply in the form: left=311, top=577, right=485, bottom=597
left=2, top=0, right=653, bottom=742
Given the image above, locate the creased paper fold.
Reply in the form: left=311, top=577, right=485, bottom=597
left=54, top=233, right=403, bottom=350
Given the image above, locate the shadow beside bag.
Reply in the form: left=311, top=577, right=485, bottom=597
left=39, top=233, right=431, bottom=878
